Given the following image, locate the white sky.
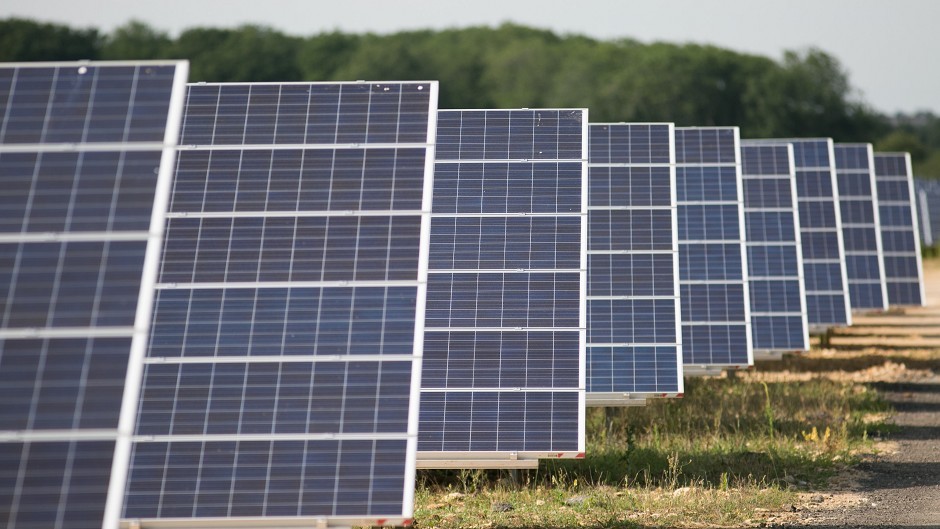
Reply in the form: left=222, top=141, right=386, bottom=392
left=3, top=0, right=939, bottom=114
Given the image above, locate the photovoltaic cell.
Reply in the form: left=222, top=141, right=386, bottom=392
left=586, top=123, right=682, bottom=404
left=874, top=153, right=926, bottom=306
left=675, top=127, right=751, bottom=372
left=834, top=143, right=888, bottom=311
left=0, top=61, right=188, bottom=529
left=739, top=142, right=809, bottom=355
left=753, top=139, right=852, bottom=330
left=122, top=81, right=437, bottom=527
left=419, top=109, right=587, bottom=468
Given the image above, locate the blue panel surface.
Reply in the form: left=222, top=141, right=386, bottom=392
left=124, top=81, right=436, bottom=525
left=874, top=153, right=925, bottom=306
left=675, top=127, right=751, bottom=368
left=420, top=109, right=586, bottom=462
left=586, top=123, right=681, bottom=400
left=834, top=144, right=887, bottom=311
left=0, top=61, right=187, bottom=529
left=739, top=142, right=809, bottom=353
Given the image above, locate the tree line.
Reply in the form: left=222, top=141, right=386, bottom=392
left=2, top=17, right=939, bottom=176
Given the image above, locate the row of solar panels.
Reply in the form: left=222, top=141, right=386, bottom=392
left=0, top=61, right=926, bottom=529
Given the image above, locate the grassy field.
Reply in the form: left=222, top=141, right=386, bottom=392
left=414, top=373, right=892, bottom=528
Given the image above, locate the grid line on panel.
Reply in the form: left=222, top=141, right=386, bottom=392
left=739, top=142, right=809, bottom=353
left=675, top=127, right=751, bottom=368
left=419, top=109, right=586, bottom=461
left=585, top=123, right=681, bottom=399
left=874, top=152, right=925, bottom=306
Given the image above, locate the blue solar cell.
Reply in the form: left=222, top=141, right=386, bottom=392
left=0, top=441, right=115, bottom=529
left=590, top=209, right=674, bottom=251
left=429, top=216, right=581, bottom=271
left=676, top=166, right=738, bottom=202
left=0, top=65, right=177, bottom=145
left=874, top=153, right=925, bottom=306
left=0, top=60, right=188, bottom=529
left=585, top=123, right=682, bottom=400
left=125, top=439, right=408, bottom=519
left=160, top=215, right=422, bottom=283
left=420, top=109, right=586, bottom=464
left=676, top=127, right=751, bottom=368
left=422, top=331, right=579, bottom=389
left=589, top=166, right=672, bottom=206
left=171, top=148, right=427, bottom=213
left=587, top=346, right=679, bottom=393
left=589, top=123, right=671, bottom=164
left=419, top=391, right=580, bottom=452
left=588, top=253, right=675, bottom=297
left=436, top=109, right=583, bottom=161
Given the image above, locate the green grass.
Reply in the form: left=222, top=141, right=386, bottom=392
left=415, top=374, right=890, bottom=528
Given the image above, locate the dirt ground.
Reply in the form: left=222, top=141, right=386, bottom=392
left=773, top=260, right=940, bottom=528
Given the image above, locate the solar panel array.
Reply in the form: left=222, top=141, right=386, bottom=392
left=674, top=127, right=751, bottom=373
left=120, top=81, right=437, bottom=526
left=771, top=139, right=853, bottom=330
left=0, top=61, right=188, bottom=529
left=1, top=57, right=931, bottom=524
left=874, top=153, right=926, bottom=306
left=418, top=109, right=587, bottom=467
left=833, top=143, right=888, bottom=312
left=586, top=123, right=682, bottom=404
left=739, top=142, right=809, bottom=355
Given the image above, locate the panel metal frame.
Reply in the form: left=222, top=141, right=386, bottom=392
left=739, top=141, right=810, bottom=358
left=585, top=122, right=683, bottom=406
left=417, top=108, right=588, bottom=468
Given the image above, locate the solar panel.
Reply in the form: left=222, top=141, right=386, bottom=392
left=914, top=178, right=940, bottom=246
left=120, top=81, right=437, bottom=526
left=586, top=123, right=682, bottom=405
left=753, top=139, right=852, bottom=331
left=739, top=142, right=810, bottom=358
left=674, top=127, right=751, bottom=375
left=0, top=60, right=188, bottom=529
left=874, top=152, right=926, bottom=306
left=833, top=143, right=888, bottom=312
left=418, top=109, right=587, bottom=468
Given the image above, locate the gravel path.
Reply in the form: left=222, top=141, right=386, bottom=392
left=792, top=263, right=940, bottom=528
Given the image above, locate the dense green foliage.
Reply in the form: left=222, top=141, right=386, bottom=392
left=3, top=17, right=940, bottom=175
